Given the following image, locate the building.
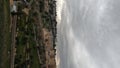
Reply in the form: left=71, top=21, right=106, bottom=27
left=10, top=0, right=18, bottom=13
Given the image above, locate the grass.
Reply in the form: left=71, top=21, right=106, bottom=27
left=0, top=0, right=11, bottom=68
left=15, top=11, right=40, bottom=68
left=27, top=15, right=41, bottom=68
left=15, top=14, right=27, bottom=68
left=29, top=39, right=40, bottom=68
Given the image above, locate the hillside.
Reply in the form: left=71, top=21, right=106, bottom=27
left=0, top=0, right=57, bottom=68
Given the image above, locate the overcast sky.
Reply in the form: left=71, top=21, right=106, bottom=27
left=56, top=0, right=120, bottom=68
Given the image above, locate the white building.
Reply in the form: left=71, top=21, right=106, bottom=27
left=10, top=1, right=17, bottom=13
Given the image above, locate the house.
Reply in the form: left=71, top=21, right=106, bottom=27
left=10, top=0, right=18, bottom=13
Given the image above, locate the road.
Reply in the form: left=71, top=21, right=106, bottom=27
left=10, top=15, right=17, bottom=68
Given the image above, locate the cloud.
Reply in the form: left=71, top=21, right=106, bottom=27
left=57, top=0, right=120, bottom=68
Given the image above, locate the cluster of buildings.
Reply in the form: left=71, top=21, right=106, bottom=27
left=10, top=0, right=29, bottom=15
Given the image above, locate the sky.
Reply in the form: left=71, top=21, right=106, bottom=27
left=56, top=0, right=120, bottom=68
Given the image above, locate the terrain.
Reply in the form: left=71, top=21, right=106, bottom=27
left=0, top=0, right=57, bottom=68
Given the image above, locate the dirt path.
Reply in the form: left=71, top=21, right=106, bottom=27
left=10, top=15, right=17, bottom=68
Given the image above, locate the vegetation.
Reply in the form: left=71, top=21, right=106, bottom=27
left=0, top=0, right=57, bottom=68
left=0, top=0, right=11, bottom=68
left=15, top=9, right=41, bottom=68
